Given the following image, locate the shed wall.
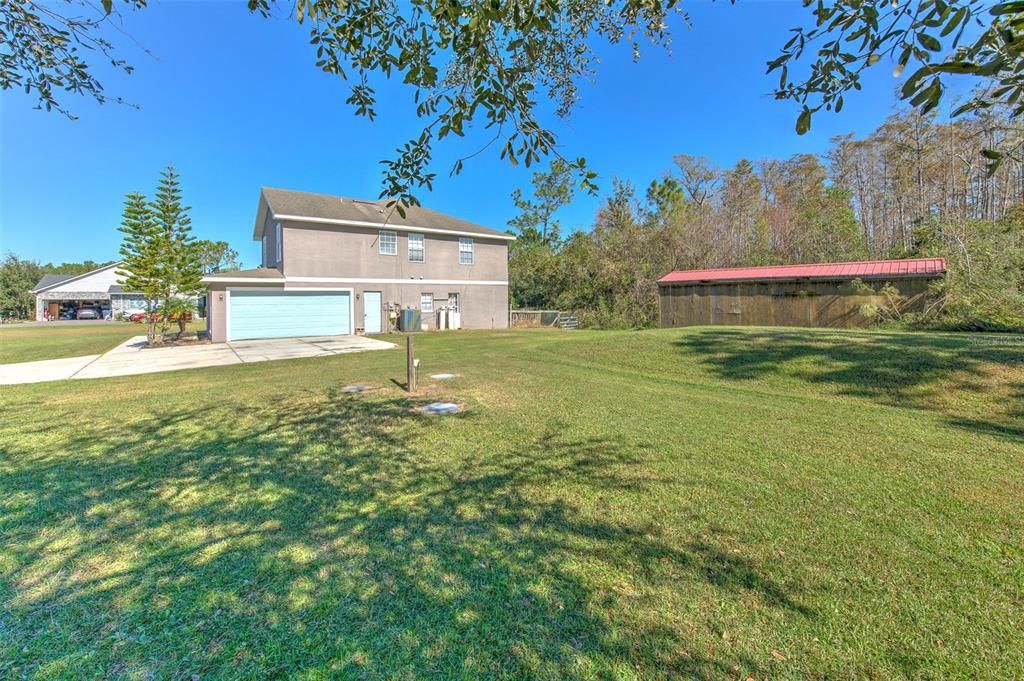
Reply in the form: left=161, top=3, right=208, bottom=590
left=658, top=278, right=936, bottom=329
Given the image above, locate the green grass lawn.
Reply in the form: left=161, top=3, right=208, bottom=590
left=0, top=321, right=207, bottom=364
left=1, top=327, right=1021, bottom=679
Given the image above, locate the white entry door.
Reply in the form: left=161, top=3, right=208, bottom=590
left=364, top=291, right=382, bottom=333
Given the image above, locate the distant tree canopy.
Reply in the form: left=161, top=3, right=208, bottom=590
left=2, top=1, right=1021, bottom=204
left=510, top=107, right=1024, bottom=332
left=194, top=240, right=241, bottom=274
left=41, top=259, right=115, bottom=274
left=0, top=253, right=43, bottom=318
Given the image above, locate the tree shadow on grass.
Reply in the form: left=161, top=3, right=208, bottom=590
left=1, top=388, right=810, bottom=679
left=673, top=328, right=1024, bottom=441
left=945, top=379, right=1024, bottom=443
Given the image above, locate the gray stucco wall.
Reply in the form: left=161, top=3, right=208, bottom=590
left=206, top=283, right=228, bottom=342
left=208, top=218, right=510, bottom=342
left=281, top=221, right=508, bottom=282
left=261, top=212, right=282, bottom=269
left=206, top=281, right=508, bottom=343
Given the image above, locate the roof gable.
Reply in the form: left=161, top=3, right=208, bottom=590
left=253, top=187, right=514, bottom=241
left=30, top=261, right=125, bottom=293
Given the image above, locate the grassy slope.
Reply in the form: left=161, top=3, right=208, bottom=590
left=0, top=322, right=206, bottom=364
left=1, top=328, right=1021, bottom=679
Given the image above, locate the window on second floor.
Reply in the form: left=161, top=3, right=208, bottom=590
left=275, top=222, right=282, bottom=264
left=459, top=237, right=474, bottom=265
left=379, top=230, right=397, bottom=255
left=408, top=233, right=425, bottom=262
left=420, top=293, right=434, bottom=312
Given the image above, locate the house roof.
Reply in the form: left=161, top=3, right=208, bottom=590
left=658, top=258, right=947, bottom=285
left=31, top=261, right=124, bottom=293
left=32, top=273, right=77, bottom=291
left=254, top=187, right=515, bottom=241
left=201, top=267, right=286, bottom=283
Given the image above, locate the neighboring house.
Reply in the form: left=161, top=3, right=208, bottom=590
left=202, top=188, right=514, bottom=342
left=658, top=258, right=947, bottom=329
left=30, top=262, right=147, bottom=321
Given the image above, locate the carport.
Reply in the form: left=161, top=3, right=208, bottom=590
left=31, top=262, right=132, bottom=321
left=33, top=274, right=113, bottom=320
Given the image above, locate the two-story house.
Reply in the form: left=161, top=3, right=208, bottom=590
left=202, top=188, right=513, bottom=342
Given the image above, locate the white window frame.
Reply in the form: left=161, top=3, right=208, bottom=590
left=275, top=222, right=282, bottom=265
left=379, top=230, right=397, bottom=256
left=447, top=292, right=460, bottom=312
left=420, top=292, right=434, bottom=313
left=408, top=233, right=425, bottom=262
left=459, top=237, right=474, bottom=265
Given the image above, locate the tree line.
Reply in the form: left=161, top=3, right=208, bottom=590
left=509, top=108, right=1024, bottom=332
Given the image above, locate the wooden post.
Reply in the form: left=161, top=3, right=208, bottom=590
left=406, top=333, right=416, bottom=392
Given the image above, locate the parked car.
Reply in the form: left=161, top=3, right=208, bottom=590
left=128, top=311, right=148, bottom=323
left=76, top=307, right=100, bottom=320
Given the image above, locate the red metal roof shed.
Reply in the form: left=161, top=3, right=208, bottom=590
left=657, top=258, right=947, bottom=285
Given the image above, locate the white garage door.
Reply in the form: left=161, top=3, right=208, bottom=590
left=228, top=290, right=351, bottom=341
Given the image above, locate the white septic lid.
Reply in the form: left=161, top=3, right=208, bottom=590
left=420, top=402, right=460, bottom=414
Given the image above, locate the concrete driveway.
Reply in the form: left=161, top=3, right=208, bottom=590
left=0, top=335, right=396, bottom=385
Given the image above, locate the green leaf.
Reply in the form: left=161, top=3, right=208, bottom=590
left=933, top=60, right=977, bottom=74
left=917, top=32, right=941, bottom=51
left=990, top=1, right=1024, bottom=15
left=796, top=108, right=812, bottom=135
left=940, top=6, right=967, bottom=36
left=901, top=66, right=931, bottom=97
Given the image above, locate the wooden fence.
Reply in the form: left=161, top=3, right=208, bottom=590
left=510, top=310, right=579, bottom=329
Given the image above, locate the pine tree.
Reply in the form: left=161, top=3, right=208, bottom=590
left=149, top=165, right=203, bottom=339
left=117, top=191, right=168, bottom=344
left=117, top=165, right=204, bottom=345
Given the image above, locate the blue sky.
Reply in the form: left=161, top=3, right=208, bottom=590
left=2, top=1, right=923, bottom=267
